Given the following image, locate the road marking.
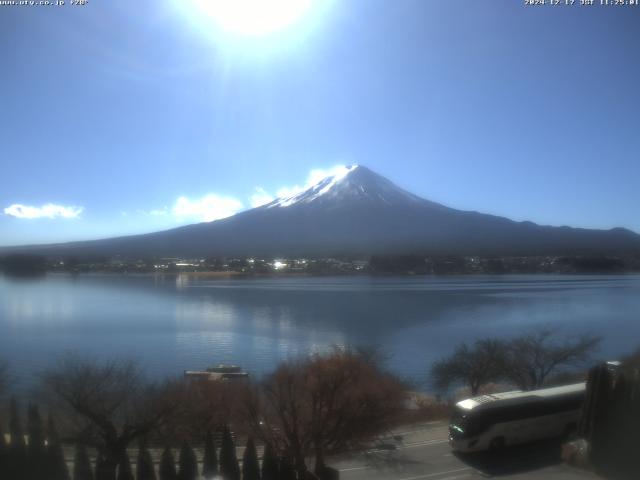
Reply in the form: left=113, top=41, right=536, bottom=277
left=362, top=438, right=449, bottom=452
left=397, top=467, right=472, bottom=480
left=403, top=439, right=449, bottom=448
left=437, top=475, right=471, bottom=480
left=339, top=466, right=369, bottom=472
left=404, top=437, right=448, bottom=444
left=364, top=438, right=448, bottom=453
left=396, top=422, right=445, bottom=435
left=340, top=465, right=473, bottom=478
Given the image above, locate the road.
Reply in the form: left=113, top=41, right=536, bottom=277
left=332, top=421, right=599, bottom=480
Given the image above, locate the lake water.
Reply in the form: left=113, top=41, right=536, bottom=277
left=1, top=273, right=639, bottom=391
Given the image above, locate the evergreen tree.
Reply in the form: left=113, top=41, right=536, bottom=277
left=178, top=442, right=198, bottom=480
left=0, top=418, right=8, bottom=480
left=95, top=450, right=112, bottom=480
left=610, top=374, right=630, bottom=476
left=219, top=426, right=240, bottom=480
left=278, top=457, right=295, bottom=480
left=73, top=443, right=94, bottom=480
left=47, top=414, right=70, bottom=480
left=159, top=447, right=178, bottom=480
left=242, top=437, right=260, bottom=480
left=260, top=443, right=278, bottom=480
left=9, top=397, right=27, bottom=480
left=589, top=365, right=613, bottom=468
left=27, top=404, right=46, bottom=480
left=137, top=439, right=156, bottom=480
left=116, top=451, right=134, bottom=480
left=202, top=430, right=218, bottom=479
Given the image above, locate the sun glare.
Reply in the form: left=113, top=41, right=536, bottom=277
left=190, top=0, right=314, bottom=37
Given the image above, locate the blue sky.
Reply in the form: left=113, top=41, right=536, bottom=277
left=1, top=0, right=639, bottom=246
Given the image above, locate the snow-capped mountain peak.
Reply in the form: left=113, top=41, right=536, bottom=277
left=269, top=165, right=359, bottom=208
left=266, top=165, right=425, bottom=209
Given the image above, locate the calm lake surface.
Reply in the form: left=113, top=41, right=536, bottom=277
left=1, top=273, right=639, bottom=390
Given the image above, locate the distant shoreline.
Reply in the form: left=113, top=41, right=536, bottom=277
left=3, top=271, right=640, bottom=283
left=2, top=252, right=639, bottom=278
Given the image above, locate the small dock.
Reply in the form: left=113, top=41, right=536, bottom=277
left=184, top=364, right=249, bottom=381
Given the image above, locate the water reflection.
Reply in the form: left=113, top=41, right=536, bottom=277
left=0, top=273, right=639, bottom=389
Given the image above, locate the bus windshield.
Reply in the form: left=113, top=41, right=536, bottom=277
left=449, top=409, right=466, bottom=438
left=449, top=407, right=489, bottom=439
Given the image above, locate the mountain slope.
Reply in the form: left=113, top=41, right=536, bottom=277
left=5, top=166, right=640, bottom=258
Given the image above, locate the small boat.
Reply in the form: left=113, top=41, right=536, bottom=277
left=184, top=364, right=249, bottom=381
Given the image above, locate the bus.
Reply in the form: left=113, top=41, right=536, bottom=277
left=448, top=383, right=585, bottom=453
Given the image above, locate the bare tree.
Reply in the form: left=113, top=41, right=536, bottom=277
left=246, top=347, right=406, bottom=477
left=504, top=330, right=601, bottom=390
left=431, top=339, right=507, bottom=395
left=157, top=376, right=248, bottom=444
left=40, top=355, right=179, bottom=480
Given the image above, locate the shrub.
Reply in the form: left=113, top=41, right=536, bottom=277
left=178, top=442, right=198, bottom=480
left=116, top=452, right=134, bottom=480
left=219, top=426, right=240, bottom=480
left=202, top=430, right=218, bottom=479
left=242, top=437, right=259, bottom=480
left=137, top=440, right=156, bottom=480
left=73, top=443, right=94, bottom=480
left=159, top=447, right=177, bottom=480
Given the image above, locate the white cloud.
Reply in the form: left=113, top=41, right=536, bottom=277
left=249, top=187, right=275, bottom=208
left=149, top=208, right=169, bottom=216
left=172, top=194, right=243, bottom=222
left=305, top=165, right=353, bottom=187
left=253, top=165, right=352, bottom=206
left=4, top=203, right=84, bottom=219
left=276, top=185, right=303, bottom=199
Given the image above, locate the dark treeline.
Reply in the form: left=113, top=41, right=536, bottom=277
left=2, top=253, right=640, bottom=277
left=430, top=330, right=601, bottom=395
left=0, top=347, right=405, bottom=480
left=1, top=336, right=638, bottom=478
left=369, top=254, right=640, bottom=275
left=0, top=254, right=47, bottom=277
left=0, top=401, right=69, bottom=480
left=0, top=405, right=260, bottom=480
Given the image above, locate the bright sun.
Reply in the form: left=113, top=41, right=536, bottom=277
left=191, top=0, right=314, bottom=36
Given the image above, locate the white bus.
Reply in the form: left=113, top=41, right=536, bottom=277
left=448, top=382, right=585, bottom=453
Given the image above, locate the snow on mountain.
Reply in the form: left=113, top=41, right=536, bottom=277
left=267, top=165, right=359, bottom=207
left=265, top=165, right=426, bottom=209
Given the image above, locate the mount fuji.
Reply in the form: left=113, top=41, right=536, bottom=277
left=6, top=165, right=640, bottom=258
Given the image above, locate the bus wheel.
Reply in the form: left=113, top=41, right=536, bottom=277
left=489, top=437, right=505, bottom=452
